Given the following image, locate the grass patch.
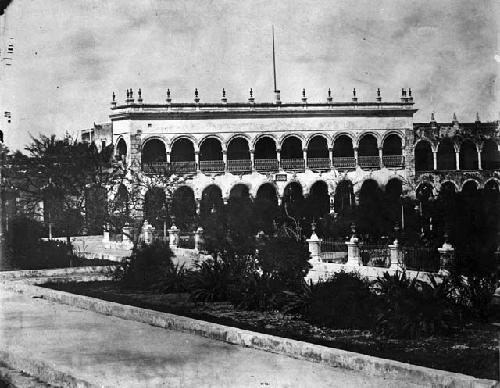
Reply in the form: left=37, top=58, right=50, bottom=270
left=41, top=280, right=500, bottom=380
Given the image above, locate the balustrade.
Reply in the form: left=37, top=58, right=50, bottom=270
left=281, top=158, right=305, bottom=171
left=199, top=160, right=225, bottom=172
left=382, top=155, right=404, bottom=167
left=358, top=156, right=380, bottom=168
left=142, top=162, right=169, bottom=174
left=254, top=159, right=279, bottom=172
left=333, top=157, right=356, bottom=168
left=227, top=159, right=252, bottom=173
left=307, top=158, right=330, bottom=170
left=170, top=161, right=197, bottom=173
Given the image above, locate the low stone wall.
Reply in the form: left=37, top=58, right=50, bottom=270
left=2, top=279, right=495, bottom=388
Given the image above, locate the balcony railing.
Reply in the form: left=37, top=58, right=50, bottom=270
left=281, top=158, right=305, bottom=171
left=333, top=157, right=356, bottom=168
left=142, top=162, right=169, bottom=174
left=199, top=160, right=225, bottom=172
left=307, top=158, right=331, bottom=170
left=254, top=159, right=279, bottom=172
left=382, top=155, right=404, bottom=168
left=358, top=156, right=380, bottom=168
left=170, top=161, right=197, bottom=173
left=227, top=159, right=252, bottom=173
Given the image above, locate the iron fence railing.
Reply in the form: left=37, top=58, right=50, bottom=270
left=382, top=155, right=404, bottom=168
left=358, top=156, right=381, bottom=168
left=178, top=233, right=195, bottom=249
left=333, top=157, right=356, bottom=168
left=254, top=158, right=279, bottom=172
left=281, top=158, right=305, bottom=171
left=227, top=159, right=252, bottom=173
left=359, top=244, right=390, bottom=267
left=199, top=160, right=225, bottom=172
left=170, top=161, right=197, bottom=173
left=142, top=162, right=169, bottom=174
left=402, top=246, right=440, bottom=272
left=307, top=158, right=330, bottom=170
left=320, top=239, right=348, bottom=263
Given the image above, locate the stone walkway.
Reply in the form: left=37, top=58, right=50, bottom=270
left=0, top=286, right=423, bottom=388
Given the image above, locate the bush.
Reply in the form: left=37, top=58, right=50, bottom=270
left=301, top=271, right=377, bottom=329
left=374, top=271, right=457, bottom=339
left=115, top=241, right=175, bottom=290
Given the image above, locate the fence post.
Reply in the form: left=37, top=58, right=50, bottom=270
left=168, top=224, right=179, bottom=248
left=345, top=223, right=361, bottom=266
left=102, top=224, right=110, bottom=249
left=194, top=226, right=204, bottom=252
left=388, top=240, right=402, bottom=270
left=438, top=233, right=454, bottom=275
left=306, top=223, right=322, bottom=262
left=122, top=224, right=134, bottom=249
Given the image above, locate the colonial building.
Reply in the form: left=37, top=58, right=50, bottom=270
left=83, top=88, right=500, bottom=227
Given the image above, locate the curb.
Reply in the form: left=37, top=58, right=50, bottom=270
left=2, top=280, right=496, bottom=388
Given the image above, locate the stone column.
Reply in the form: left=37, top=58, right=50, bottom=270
left=477, top=149, right=482, bottom=170
left=168, top=224, right=179, bottom=248
left=455, top=151, right=460, bottom=170
left=195, top=199, right=201, bottom=215
left=166, top=151, right=171, bottom=163
left=195, top=151, right=200, bottom=172
left=194, top=226, right=204, bottom=252
left=276, top=148, right=281, bottom=169
left=354, top=147, right=359, bottom=168
left=303, top=148, right=307, bottom=168
left=222, top=150, right=228, bottom=171
left=438, top=236, right=454, bottom=275
left=432, top=151, right=437, bottom=170
left=378, top=147, right=384, bottom=169
left=250, top=150, right=255, bottom=171
left=328, top=147, right=334, bottom=169
left=306, top=227, right=322, bottom=263
left=388, top=239, right=402, bottom=270
left=102, top=224, right=110, bottom=249
left=346, top=224, right=361, bottom=266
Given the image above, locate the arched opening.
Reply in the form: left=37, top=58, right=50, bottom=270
left=305, top=181, right=330, bottom=224
left=171, top=138, right=196, bottom=173
left=110, top=184, right=129, bottom=234
left=358, top=134, right=379, bottom=168
left=143, top=187, right=167, bottom=230
left=199, top=138, right=224, bottom=172
left=384, top=178, right=403, bottom=229
left=282, top=182, right=304, bottom=221
left=437, top=139, right=456, bottom=170
left=415, top=141, right=433, bottom=171
left=382, top=134, right=403, bottom=167
left=199, top=185, right=224, bottom=225
left=482, top=140, right=500, bottom=170
left=255, top=183, right=279, bottom=234
left=483, top=180, right=500, bottom=248
left=333, top=135, right=355, bottom=168
left=171, top=186, right=197, bottom=231
left=227, top=137, right=251, bottom=173
left=116, top=138, right=127, bottom=161
left=254, top=137, right=278, bottom=172
left=307, top=135, right=329, bottom=169
left=142, top=139, right=166, bottom=173
left=433, top=181, right=457, bottom=240
left=358, top=179, right=387, bottom=239
left=281, top=136, right=304, bottom=170
left=334, top=180, right=355, bottom=215
left=85, top=186, right=107, bottom=235
left=459, top=140, right=478, bottom=170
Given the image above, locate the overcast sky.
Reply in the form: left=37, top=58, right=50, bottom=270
left=0, top=0, right=498, bottom=152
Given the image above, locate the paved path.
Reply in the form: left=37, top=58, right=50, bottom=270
left=0, top=287, right=422, bottom=387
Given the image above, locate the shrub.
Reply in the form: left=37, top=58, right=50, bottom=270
left=302, top=271, right=377, bottom=329
left=374, top=271, right=457, bottom=338
left=115, top=241, right=175, bottom=290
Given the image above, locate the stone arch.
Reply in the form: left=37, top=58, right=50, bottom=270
left=199, top=137, right=223, bottom=161
left=437, top=138, right=456, bottom=170
left=282, top=181, right=305, bottom=220
left=255, top=182, right=280, bottom=233
left=142, top=138, right=167, bottom=164
left=307, top=134, right=329, bottom=158
left=333, top=134, right=354, bottom=157
left=281, top=135, right=303, bottom=156
left=461, top=179, right=480, bottom=192
left=306, top=133, right=330, bottom=148
left=198, top=134, right=225, bottom=150
left=382, top=134, right=403, bottom=156
left=171, top=137, right=196, bottom=162
left=252, top=134, right=278, bottom=150
left=200, top=184, right=224, bottom=223
left=358, top=133, right=379, bottom=156
left=382, top=131, right=405, bottom=148
left=227, top=136, right=250, bottom=159
left=482, top=139, right=500, bottom=170
left=414, top=139, right=434, bottom=171
left=306, top=180, right=330, bottom=219
left=229, top=183, right=251, bottom=199
left=115, top=137, right=127, bottom=161
left=358, top=179, right=387, bottom=238
left=484, top=178, right=500, bottom=191
left=143, top=187, right=168, bottom=230
left=254, top=136, right=277, bottom=159
left=459, top=139, right=478, bottom=170
left=171, top=185, right=197, bottom=231
left=334, top=179, right=355, bottom=214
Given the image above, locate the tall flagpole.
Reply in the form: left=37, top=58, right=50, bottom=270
left=272, top=26, right=277, bottom=93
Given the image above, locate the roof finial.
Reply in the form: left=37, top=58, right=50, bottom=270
left=452, top=112, right=458, bottom=123
left=475, top=112, right=480, bottom=123
left=376, top=88, right=381, bottom=102
left=352, top=88, right=357, bottom=102
left=166, top=88, right=171, bottom=103
left=194, top=88, right=199, bottom=103
left=327, top=88, right=332, bottom=103
left=112, top=91, right=115, bottom=102
left=222, top=88, right=226, bottom=98
left=301, top=88, right=307, bottom=104
left=248, top=88, right=255, bottom=103
left=221, top=88, right=227, bottom=103
left=430, top=112, right=436, bottom=123
left=137, top=88, right=142, bottom=103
